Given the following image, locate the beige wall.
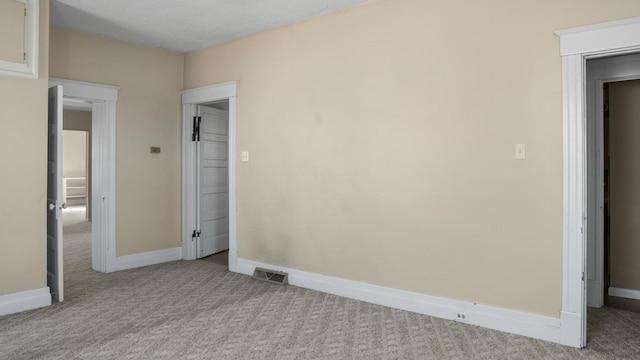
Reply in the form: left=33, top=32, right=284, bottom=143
left=184, top=0, right=640, bottom=317
left=609, top=80, right=640, bottom=292
left=50, top=26, right=184, bottom=256
left=63, top=109, right=91, bottom=131
left=62, top=130, right=86, bottom=178
left=0, top=0, right=49, bottom=296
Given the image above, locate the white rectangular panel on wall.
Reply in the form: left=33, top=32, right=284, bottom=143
left=0, top=0, right=38, bottom=78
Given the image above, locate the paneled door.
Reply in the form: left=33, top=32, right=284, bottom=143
left=197, top=106, right=229, bottom=258
left=47, top=85, right=64, bottom=302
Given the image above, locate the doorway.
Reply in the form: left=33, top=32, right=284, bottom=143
left=181, top=82, right=238, bottom=270
left=47, top=78, right=119, bottom=303
left=601, top=79, right=640, bottom=312
left=61, top=105, right=93, bottom=288
left=585, top=53, right=640, bottom=339
left=62, top=105, right=92, bottom=218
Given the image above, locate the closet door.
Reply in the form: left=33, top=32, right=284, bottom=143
left=197, top=106, right=229, bottom=258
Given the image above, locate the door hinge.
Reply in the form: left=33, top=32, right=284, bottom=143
left=582, top=272, right=585, bottom=281
left=191, top=230, right=201, bottom=239
left=197, top=116, right=201, bottom=141
left=192, top=116, right=197, bottom=141
left=192, top=116, right=201, bottom=142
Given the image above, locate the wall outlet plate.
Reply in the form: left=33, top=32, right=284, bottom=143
left=454, top=312, right=469, bottom=323
left=515, top=144, right=526, bottom=160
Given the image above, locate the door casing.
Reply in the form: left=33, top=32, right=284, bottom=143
left=181, top=82, right=238, bottom=270
left=555, top=16, right=640, bottom=348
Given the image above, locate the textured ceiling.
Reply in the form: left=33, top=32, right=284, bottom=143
left=50, top=0, right=372, bottom=53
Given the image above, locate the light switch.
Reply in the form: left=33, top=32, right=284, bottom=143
left=515, top=144, right=526, bottom=160
left=241, top=151, right=249, bottom=162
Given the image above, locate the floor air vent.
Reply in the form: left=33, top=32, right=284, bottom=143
left=252, top=268, right=289, bottom=285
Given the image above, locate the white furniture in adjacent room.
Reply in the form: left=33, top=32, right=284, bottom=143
left=63, top=177, right=86, bottom=206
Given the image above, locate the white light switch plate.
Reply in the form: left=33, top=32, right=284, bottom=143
left=241, top=151, right=249, bottom=162
left=515, top=144, right=526, bottom=160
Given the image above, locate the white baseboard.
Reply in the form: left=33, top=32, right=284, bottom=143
left=609, top=287, right=640, bottom=300
left=235, top=258, right=564, bottom=345
left=111, top=247, right=182, bottom=272
left=0, top=287, right=52, bottom=316
left=559, top=311, right=582, bottom=348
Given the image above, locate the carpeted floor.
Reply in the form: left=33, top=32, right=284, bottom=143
left=1, top=210, right=640, bottom=359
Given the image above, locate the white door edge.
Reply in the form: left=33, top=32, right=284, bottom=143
left=47, top=85, right=64, bottom=302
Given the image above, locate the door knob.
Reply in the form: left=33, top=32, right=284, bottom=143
left=48, top=203, right=55, bottom=210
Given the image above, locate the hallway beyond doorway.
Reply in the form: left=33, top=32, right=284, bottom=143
left=62, top=206, right=92, bottom=279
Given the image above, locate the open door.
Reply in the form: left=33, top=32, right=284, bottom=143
left=586, top=77, right=605, bottom=308
left=197, top=105, right=229, bottom=258
left=47, top=85, right=64, bottom=302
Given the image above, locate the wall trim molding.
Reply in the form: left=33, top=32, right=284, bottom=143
left=112, top=247, right=182, bottom=272
left=181, top=81, right=237, bottom=104
left=556, top=16, right=640, bottom=56
left=49, top=78, right=120, bottom=101
left=609, top=287, right=640, bottom=300
left=0, top=287, right=51, bottom=316
left=235, top=258, right=562, bottom=344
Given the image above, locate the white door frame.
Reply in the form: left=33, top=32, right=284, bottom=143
left=181, top=82, right=238, bottom=270
left=49, top=78, right=119, bottom=273
left=555, top=16, right=640, bottom=348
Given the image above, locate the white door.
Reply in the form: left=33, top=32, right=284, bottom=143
left=47, top=85, right=64, bottom=302
left=197, top=106, right=229, bottom=258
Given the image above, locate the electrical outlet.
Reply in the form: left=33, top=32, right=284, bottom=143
left=515, top=144, right=526, bottom=160
left=454, top=312, right=468, bottom=323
